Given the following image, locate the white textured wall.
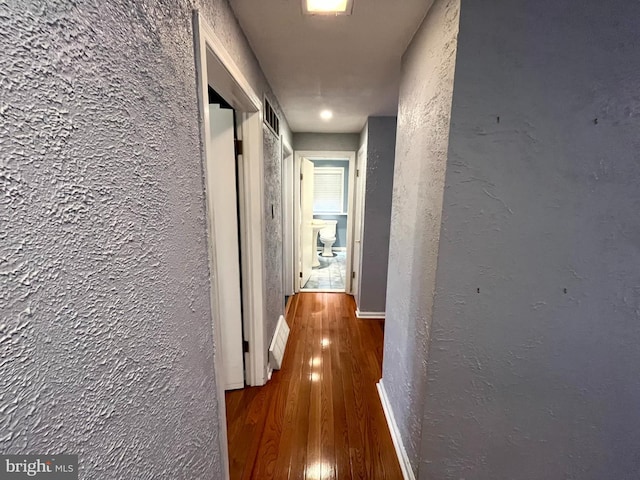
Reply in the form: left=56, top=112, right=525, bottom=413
left=381, top=0, right=458, bottom=475
left=0, top=1, right=288, bottom=478
left=421, top=0, right=640, bottom=478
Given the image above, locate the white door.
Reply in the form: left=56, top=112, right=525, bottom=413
left=207, top=104, right=244, bottom=390
left=352, top=146, right=367, bottom=301
left=300, top=158, right=315, bottom=287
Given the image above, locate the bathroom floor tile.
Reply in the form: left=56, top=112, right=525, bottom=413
left=302, top=251, right=346, bottom=291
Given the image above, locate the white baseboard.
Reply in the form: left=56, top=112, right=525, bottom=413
left=377, top=380, right=416, bottom=480
left=355, top=309, right=385, bottom=319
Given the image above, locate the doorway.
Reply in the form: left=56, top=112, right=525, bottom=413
left=293, top=150, right=356, bottom=293
left=206, top=88, right=244, bottom=390
left=194, top=11, right=269, bottom=479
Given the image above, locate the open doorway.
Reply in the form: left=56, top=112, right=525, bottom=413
left=206, top=87, right=244, bottom=390
left=194, top=11, right=269, bottom=479
left=294, top=150, right=356, bottom=293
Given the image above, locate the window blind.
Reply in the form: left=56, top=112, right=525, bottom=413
left=313, top=167, right=344, bottom=213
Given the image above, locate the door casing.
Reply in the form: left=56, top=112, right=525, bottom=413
left=352, top=143, right=367, bottom=304
left=293, top=150, right=357, bottom=293
left=281, top=141, right=295, bottom=296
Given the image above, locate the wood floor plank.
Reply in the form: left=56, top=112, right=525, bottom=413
left=328, top=296, right=350, bottom=480
left=320, top=294, right=336, bottom=479
left=306, top=294, right=324, bottom=479
left=226, top=293, right=403, bottom=480
left=287, top=292, right=315, bottom=480
left=272, top=292, right=312, bottom=480
left=339, top=312, right=368, bottom=479
left=250, top=370, right=286, bottom=479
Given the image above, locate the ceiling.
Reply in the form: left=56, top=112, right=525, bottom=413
left=229, top=0, right=434, bottom=133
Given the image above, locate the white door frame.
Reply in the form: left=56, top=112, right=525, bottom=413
left=281, top=140, right=295, bottom=296
left=194, top=11, right=267, bottom=479
left=293, top=150, right=356, bottom=293
left=352, top=144, right=367, bottom=304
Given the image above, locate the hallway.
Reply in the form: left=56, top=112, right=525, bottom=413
left=225, top=293, right=402, bottom=479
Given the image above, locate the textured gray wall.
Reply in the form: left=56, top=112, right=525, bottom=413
left=0, top=1, right=288, bottom=478
left=263, top=125, right=285, bottom=351
left=358, top=116, right=396, bottom=313
left=381, top=0, right=458, bottom=476
left=421, top=0, right=640, bottom=478
left=293, top=132, right=360, bottom=152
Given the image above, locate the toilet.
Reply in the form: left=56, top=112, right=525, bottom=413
left=318, top=220, right=338, bottom=257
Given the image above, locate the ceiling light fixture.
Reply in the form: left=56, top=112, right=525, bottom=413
left=303, top=0, right=353, bottom=15
left=320, top=109, right=333, bottom=120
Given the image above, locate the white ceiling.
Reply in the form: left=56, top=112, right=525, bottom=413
left=229, top=0, right=434, bottom=133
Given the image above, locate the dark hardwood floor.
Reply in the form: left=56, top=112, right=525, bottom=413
left=225, top=292, right=403, bottom=480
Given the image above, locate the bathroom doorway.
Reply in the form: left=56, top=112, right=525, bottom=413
left=293, top=151, right=356, bottom=293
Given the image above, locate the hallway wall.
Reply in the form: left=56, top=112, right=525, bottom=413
left=293, top=132, right=360, bottom=152
left=0, top=1, right=289, bottom=478
left=263, top=123, right=286, bottom=358
left=421, top=0, right=640, bottom=478
left=358, top=116, right=397, bottom=314
left=381, top=0, right=458, bottom=476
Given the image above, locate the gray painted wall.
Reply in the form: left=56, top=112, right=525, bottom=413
left=358, top=116, right=397, bottom=313
left=0, top=1, right=288, bottom=478
left=293, top=132, right=360, bottom=152
left=421, top=0, right=640, bottom=478
left=381, top=0, right=458, bottom=477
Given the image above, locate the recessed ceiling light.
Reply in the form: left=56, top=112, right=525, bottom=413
left=303, top=0, right=353, bottom=15
left=320, top=110, right=333, bottom=120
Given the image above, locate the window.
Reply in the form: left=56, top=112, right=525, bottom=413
left=313, top=167, right=344, bottom=213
